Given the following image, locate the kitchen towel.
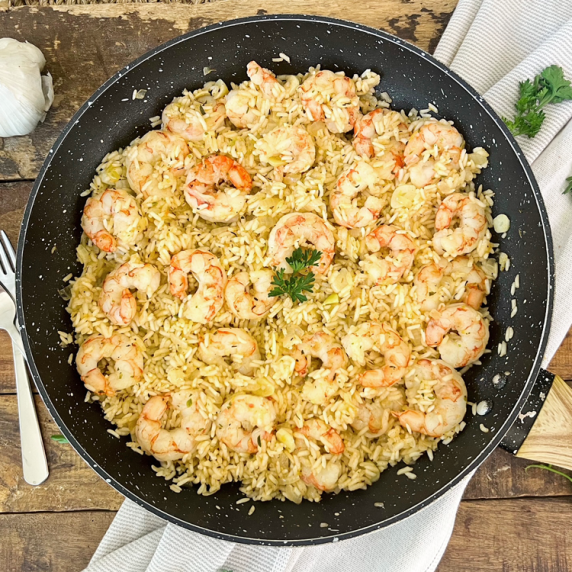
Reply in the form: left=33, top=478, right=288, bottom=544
left=84, top=1, right=572, bottom=570
left=434, top=0, right=572, bottom=365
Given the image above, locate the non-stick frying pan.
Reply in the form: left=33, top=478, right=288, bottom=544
left=17, top=15, right=565, bottom=545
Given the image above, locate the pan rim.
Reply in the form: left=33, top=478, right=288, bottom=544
left=17, top=13, right=555, bottom=546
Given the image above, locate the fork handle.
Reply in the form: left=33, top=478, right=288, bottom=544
left=14, top=343, right=49, bottom=485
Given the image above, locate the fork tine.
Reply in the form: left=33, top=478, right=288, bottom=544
left=0, top=238, right=12, bottom=275
left=0, top=231, right=16, bottom=268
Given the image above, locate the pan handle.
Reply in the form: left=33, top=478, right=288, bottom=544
left=500, top=369, right=572, bottom=470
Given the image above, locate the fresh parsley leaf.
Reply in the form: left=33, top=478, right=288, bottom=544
left=564, top=176, right=572, bottom=195
left=539, top=65, right=572, bottom=104
left=526, top=463, right=572, bottom=484
left=269, top=247, right=322, bottom=303
left=514, top=79, right=537, bottom=114
left=503, top=65, right=572, bottom=138
left=504, top=109, right=545, bottom=138
left=51, top=434, right=69, bottom=444
left=269, top=269, right=316, bottom=303
left=285, top=247, right=322, bottom=274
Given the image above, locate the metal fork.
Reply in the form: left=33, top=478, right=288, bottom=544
left=0, top=231, right=49, bottom=485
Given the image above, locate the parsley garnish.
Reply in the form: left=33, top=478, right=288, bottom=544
left=51, top=434, right=69, bottom=444
left=286, top=248, right=322, bottom=274
left=526, top=463, right=572, bottom=484
left=269, top=247, right=321, bottom=303
left=270, top=269, right=316, bottom=303
left=564, top=176, right=572, bottom=195
left=503, top=65, right=572, bottom=138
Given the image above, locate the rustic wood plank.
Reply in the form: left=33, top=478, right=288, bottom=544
left=438, top=498, right=572, bottom=572
left=549, top=330, right=572, bottom=381
left=0, top=0, right=455, bottom=180
left=1, top=498, right=570, bottom=572
left=0, top=180, right=30, bottom=247
left=0, top=511, right=115, bottom=572
left=465, top=447, right=572, bottom=500
left=0, top=395, right=123, bottom=513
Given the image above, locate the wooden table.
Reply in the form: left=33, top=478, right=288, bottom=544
left=1, top=1, right=571, bottom=570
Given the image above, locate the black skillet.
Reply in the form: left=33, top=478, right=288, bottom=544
left=17, top=15, right=560, bottom=545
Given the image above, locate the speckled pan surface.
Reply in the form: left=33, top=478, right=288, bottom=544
left=17, top=15, right=554, bottom=545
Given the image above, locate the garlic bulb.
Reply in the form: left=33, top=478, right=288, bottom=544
left=0, top=38, right=54, bottom=138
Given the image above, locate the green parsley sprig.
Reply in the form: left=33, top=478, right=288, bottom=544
left=526, top=463, right=572, bottom=484
left=503, top=65, right=572, bottom=139
left=285, top=248, right=321, bottom=274
left=269, top=247, right=321, bottom=303
left=270, top=269, right=316, bottom=303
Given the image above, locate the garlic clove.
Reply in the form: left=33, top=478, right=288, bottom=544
left=0, top=38, right=54, bottom=138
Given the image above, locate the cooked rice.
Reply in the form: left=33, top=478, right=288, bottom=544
left=68, top=64, right=499, bottom=503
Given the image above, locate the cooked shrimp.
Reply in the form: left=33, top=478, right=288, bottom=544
left=395, top=359, right=467, bottom=437
left=247, top=61, right=284, bottom=99
left=361, top=225, right=417, bottom=284
left=452, top=258, right=488, bottom=309
left=296, top=419, right=344, bottom=455
left=135, top=396, right=194, bottom=462
left=171, top=390, right=212, bottom=438
left=224, top=270, right=276, bottom=320
left=162, top=97, right=226, bottom=142
left=301, top=462, right=341, bottom=492
left=126, top=130, right=189, bottom=197
left=293, top=331, right=348, bottom=377
left=331, top=161, right=383, bottom=228
left=415, top=257, right=487, bottom=312
left=433, top=193, right=487, bottom=257
left=425, top=303, right=490, bottom=368
left=372, top=140, right=406, bottom=181
left=353, top=108, right=408, bottom=159
left=184, top=155, right=252, bottom=223
left=267, top=212, right=335, bottom=274
left=225, top=89, right=259, bottom=129
left=198, top=327, right=261, bottom=376
left=216, top=394, right=276, bottom=453
left=408, top=159, right=437, bottom=188
left=76, top=334, right=143, bottom=396
left=135, top=392, right=211, bottom=462
left=352, top=401, right=388, bottom=435
left=256, top=125, right=316, bottom=174
left=99, top=261, right=161, bottom=326
left=300, top=70, right=360, bottom=133
left=292, top=331, right=348, bottom=405
left=404, top=121, right=463, bottom=167
left=168, top=249, right=226, bottom=324
left=81, top=189, right=141, bottom=253
left=342, top=322, right=411, bottom=387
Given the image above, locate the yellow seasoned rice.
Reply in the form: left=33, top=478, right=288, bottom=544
left=68, top=63, right=499, bottom=503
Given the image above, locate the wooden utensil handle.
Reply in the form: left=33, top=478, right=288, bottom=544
left=516, top=375, right=572, bottom=470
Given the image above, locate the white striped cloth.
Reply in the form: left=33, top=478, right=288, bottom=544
left=84, top=2, right=572, bottom=570
left=434, top=0, right=572, bottom=365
